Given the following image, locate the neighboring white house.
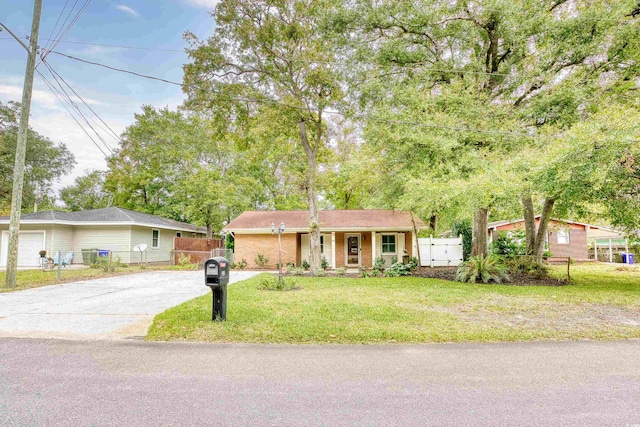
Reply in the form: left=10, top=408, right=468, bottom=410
left=0, top=207, right=206, bottom=267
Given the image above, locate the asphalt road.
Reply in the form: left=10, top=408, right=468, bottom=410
left=0, top=270, right=259, bottom=339
left=1, top=338, right=639, bottom=426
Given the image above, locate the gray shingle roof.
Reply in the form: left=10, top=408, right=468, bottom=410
left=0, top=207, right=206, bottom=233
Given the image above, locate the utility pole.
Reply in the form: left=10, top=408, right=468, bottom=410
left=3, top=0, right=43, bottom=289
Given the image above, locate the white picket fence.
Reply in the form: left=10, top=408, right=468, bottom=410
left=418, top=235, right=464, bottom=267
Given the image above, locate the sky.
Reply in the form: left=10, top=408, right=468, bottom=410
left=0, top=0, right=218, bottom=191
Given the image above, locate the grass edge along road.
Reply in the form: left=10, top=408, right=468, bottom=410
left=147, top=263, right=640, bottom=344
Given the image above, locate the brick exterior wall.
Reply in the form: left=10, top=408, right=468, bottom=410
left=549, top=229, right=588, bottom=259
left=491, top=221, right=589, bottom=260
left=235, top=231, right=416, bottom=269
left=335, top=232, right=345, bottom=266
left=234, top=233, right=297, bottom=269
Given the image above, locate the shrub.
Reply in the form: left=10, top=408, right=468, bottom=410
left=505, top=256, right=549, bottom=279
left=373, top=257, right=386, bottom=274
left=491, top=229, right=526, bottom=257
left=91, top=255, right=122, bottom=273
left=452, top=219, right=472, bottom=261
left=385, top=262, right=412, bottom=277
left=314, top=270, right=326, bottom=277
left=391, top=256, right=398, bottom=265
left=321, top=257, right=328, bottom=270
left=236, top=259, right=248, bottom=270
left=456, top=255, right=510, bottom=284
left=302, top=260, right=310, bottom=270
left=335, top=267, right=346, bottom=277
left=257, top=276, right=300, bottom=291
left=255, top=253, right=269, bottom=267
left=288, top=266, right=306, bottom=276
left=175, top=253, right=198, bottom=270
left=408, top=256, right=419, bottom=271
left=358, top=265, right=369, bottom=278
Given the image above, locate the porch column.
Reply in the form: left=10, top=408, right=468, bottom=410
left=609, top=238, right=613, bottom=263
left=412, top=232, right=418, bottom=258
left=594, top=238, right=598, bottom=261
left=371, top=231, right=376, bottom=263
left=331, top=232, right=336, bottom=269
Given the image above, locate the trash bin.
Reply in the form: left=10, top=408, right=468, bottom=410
left=621, top=253, right=628, bottom=264
left=204, top=257, right=230, bottom=321
left=613, top=253, right=623, bottom=263
left=97, top=249, right=110, bottom=258
left=625, top=253, right=635, bottom=265
left=81, top=248, right=99, bottom=265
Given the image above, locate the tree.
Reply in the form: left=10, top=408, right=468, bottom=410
left=60, top=170, right=111, bottom=211
left=0, top=101, right=75, bottom=214
left=182, top=0, right=344, bottom=272
left=348, top=0, right=640, bottom=258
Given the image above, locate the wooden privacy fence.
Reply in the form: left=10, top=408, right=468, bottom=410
left=418, top=235, right=464, bottom=267
left=173, top=236, right=224, bottom=265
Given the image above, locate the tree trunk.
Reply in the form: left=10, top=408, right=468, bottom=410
left=471, top=207, right=489, bottom=257
left=429, top=215, right=437, bottom=232
left=533, top=198, right=555, bottom=263
left=206, top=223, right=213, bottom=239
left=298, top=121, right=321, bottom=273
left=521, top=194, right=536, bottom=255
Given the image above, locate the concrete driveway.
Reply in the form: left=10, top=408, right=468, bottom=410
left=0, top=270, right=259, bottom=340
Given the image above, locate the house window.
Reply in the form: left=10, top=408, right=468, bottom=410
left=152, top=229, right=159, bottom=248
left=176, top=232, right=182, bottom=238
left=382, top=234, right=396, bottom=254
left=557, top=230, right=570, bottom=245
left=320, top=235, right=324, bottom=254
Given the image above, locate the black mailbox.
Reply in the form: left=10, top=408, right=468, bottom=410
left=204, top=257, right=230, bottom=321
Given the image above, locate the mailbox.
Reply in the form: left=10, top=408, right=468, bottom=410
left=204, top=257, right=230, bottom=321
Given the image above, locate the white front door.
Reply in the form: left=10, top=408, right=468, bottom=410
left=345, top=234, right=361, bottom=267
left=1, top=230, right=46, bottom=267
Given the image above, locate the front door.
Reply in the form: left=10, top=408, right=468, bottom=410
left=345, top=234, right=360, bottom=267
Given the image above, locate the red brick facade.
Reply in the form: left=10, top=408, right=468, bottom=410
left=233, top=231, right=417, bottom=269
left=490, top=219, right=589, bottom=260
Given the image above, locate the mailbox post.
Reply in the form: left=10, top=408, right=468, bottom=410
left=204, top=256, right=230, bottom=321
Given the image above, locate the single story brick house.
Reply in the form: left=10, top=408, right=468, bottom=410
left=223, top=210, right=425, bottom=269
left=488, top=216, right=623, bottom=260
left=0, top=207, right=206, bottom=267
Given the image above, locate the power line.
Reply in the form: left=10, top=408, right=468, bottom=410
left=36, top=69, right=134, bottom=182
left=42, top=58, right=122, bottom=143
left=43, top=0, right=70, bottom=54
left=37, top=69, right=110, bottom=158
left=42, top=63, right=116, bottom=157
left=1, top=37, right=186, bottom=53
left=48, top=50, right=534, bottom=138
left=40, top=0, right=92, bottom=63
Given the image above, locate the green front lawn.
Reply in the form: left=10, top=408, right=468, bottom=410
left=147, top=263, right=640, bottom=344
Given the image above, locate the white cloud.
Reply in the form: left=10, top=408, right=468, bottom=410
left=0, top=82, right=104, bottom=111
left=116, top=4, right=140, bottom=17
left=183, top=0, right=220, bottom=9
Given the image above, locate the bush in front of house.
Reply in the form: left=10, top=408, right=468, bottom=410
left=491, top=229, right=526, bottom=257
left=385, top=262, right=413, bottom=277
left=504, top=256, right=550, bottom=279
left=255, top=253, right=269, bottom=267
left=456, top=254, right=510, bottom=284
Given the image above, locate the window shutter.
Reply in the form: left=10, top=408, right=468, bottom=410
left=397, top=233, right=405, bottom=256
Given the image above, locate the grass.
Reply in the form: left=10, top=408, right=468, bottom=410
left=147, top=263, right=640, bottom=344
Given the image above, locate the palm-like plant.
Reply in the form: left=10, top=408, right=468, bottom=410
left=456, top=255, right=510, bottom=284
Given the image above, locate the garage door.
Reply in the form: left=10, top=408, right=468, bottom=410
left=0, top=231, right=46, bottom=267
